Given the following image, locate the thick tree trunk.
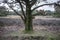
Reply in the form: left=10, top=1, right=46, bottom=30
left=25, top=17, right=33, bottom=31
left=24, top=4, right=33, bottom=31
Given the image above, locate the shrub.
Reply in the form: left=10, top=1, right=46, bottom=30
left=53, top=12, right=60, bottom=18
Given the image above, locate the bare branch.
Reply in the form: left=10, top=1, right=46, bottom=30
left=20, top=1, right=26, bottom=5
left=7, top=4, right=25, bottom=21
left=7, top=0, right=26, bottom=19
left=16, top=0, right=26, bottom=19
left=54, top=3, right=60, bottom=6
left=32, top=3, right=55, bottom=12
left=30, top=0, right=37, bottom=6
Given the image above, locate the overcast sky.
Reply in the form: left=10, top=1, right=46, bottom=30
left=0, top=0, right=59, bottom=11
left=37, top=0, right=59, bottom=11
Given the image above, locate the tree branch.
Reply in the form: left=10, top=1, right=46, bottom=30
left=30, top=0, right=37, bottom=7
left=16, top=0, right=26, bottom=19
left=32, top=3, right=55, bottom=12
left=20, top=1, right=26, bottom=5
left=7, top=4, right=25, bottom=21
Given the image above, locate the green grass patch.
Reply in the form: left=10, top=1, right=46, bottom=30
left=2, top=29, right=60, bottom=40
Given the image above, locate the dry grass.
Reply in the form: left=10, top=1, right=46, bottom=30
left=0, top=15, right=60, bottom=38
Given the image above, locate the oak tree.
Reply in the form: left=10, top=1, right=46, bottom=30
left=2, top=0, right=60, bottom=32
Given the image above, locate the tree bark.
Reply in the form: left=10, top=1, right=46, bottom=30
left=24, top=4, right=33, bottom=31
